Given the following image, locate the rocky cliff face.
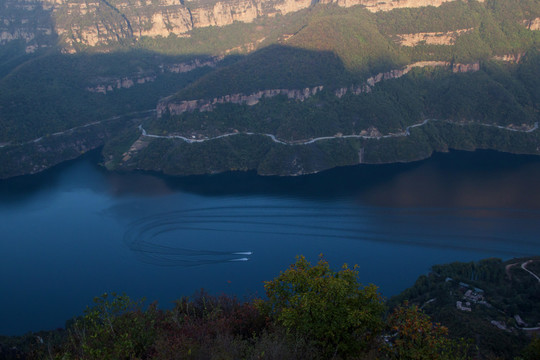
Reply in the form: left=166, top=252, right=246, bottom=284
left=86, top=74, right=157, bottom=93
left=336, top=61, right=481, bottom=97
left=523, top=17, right=540, bottom=31
left=395, top=28, right=473, bottom=46
left=157, top=60, right=484, bottom=116
left=86, top=56, right=223, bottom=93
left=0, top=0, right=56, bottom=53
left=158, top=53, right=522, bottom=116
left=493, top=52, right=524, bottom=63
left=1, top=0, right=465, bottom=53
left=330, top=0, right=460, bottom=12
left=157, top=85, right=324, bottom=116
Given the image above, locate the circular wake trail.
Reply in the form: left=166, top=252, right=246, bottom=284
left=122, top=205, right=540, bottom=266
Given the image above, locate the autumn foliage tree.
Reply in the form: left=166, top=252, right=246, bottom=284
left=261, top=255, right=385, bottom=358
left=384, top=302, right=472, bottom=360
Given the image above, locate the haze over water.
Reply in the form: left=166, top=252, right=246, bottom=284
left=1, top=149, right=540, bottom=335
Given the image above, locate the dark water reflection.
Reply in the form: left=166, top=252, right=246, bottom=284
left=4, top=149, right=540, bottom=207
left=113, top=150, right=540, bottom=208
left=1, top=149, right=540, bottom=335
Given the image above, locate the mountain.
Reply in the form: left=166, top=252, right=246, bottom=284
left=0, top=0, right=539, bottom=178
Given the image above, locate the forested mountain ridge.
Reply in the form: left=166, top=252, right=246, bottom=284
left=0, top=0, right=539, bottom=178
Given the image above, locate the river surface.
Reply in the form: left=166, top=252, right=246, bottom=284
left=1, top=149, right=540, bottom=335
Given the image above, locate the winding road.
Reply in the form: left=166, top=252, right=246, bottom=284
left=139, top=119, right=539, bottom=146
left=0, top=109, right=157, bottom=149
left=521, top=260, right=540, bottom=283
left=2, top=113, right=537, bottom=150
left=504, top=260, right=540, bottom=331
left=517, top=259, right=540, bottom=331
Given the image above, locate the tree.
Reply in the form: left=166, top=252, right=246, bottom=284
left=522, top=336, right=540, bottom=360
left=61, top=293, right=158, bottom=360
left=261, top=255, right=385, bottom=358
left=384, top=302, right=472, bottom=360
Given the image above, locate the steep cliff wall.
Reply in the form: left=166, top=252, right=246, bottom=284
left=52, top=0, right=134, bottom=51
left=157, top=85, right=324, bottom=116
left=1, top=0, right=466, bottom=53
left=0, top=0, right=56, bottom=53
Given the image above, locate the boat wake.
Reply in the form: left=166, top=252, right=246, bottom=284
left=122, top=205, right=540, bottom=267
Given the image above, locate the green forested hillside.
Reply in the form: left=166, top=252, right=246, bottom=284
left=107, top=52, right=538, bottom=177
left=0, top=52, right=220, bottom=143
left=154, top=54, right=540, bottom=138
left=389, top=256, right=540, bottom=359
left=0, top=0, right=539, bottom=178
left=169, top=0, right=540, bottom=101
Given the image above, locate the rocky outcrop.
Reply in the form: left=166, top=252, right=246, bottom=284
left=331, top=0, right=459, bottom=13
left=492, top=52, right=525, bottom=63
left=224, top=37, right=266, bottom=54
left=335, top=61, right=480, bottom=97
left=395, top=28, right=473, bottom=46
left=522, top=18, right=540, bottom=31
left=164, top=56, right=223, bottom=72
left=86, top=75, right=157, bottom=93
left=86, top=56, right=223, bottom=93
left=157, top=86, right=324, bottom=116
left=452, top=62, right=480, bottom=73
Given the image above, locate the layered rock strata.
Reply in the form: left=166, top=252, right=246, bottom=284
left=2, top=0, right=465, bottom=53
left=395, top=28, right=473, bottom=46
left=157, top=85, right=324, bottom=116
left=157, top=60, right=484, bottom=116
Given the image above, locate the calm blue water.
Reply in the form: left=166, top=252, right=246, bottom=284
left=1, top=149, right=540, bottom=335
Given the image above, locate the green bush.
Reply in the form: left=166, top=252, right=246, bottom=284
left=61, top=293, right=158, bottom=360
left=261, top=255, right=385, bottom=358
left=384, top=303, right=472, bottom=360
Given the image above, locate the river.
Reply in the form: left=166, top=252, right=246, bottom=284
left=1, top=149, right=540, bottom=335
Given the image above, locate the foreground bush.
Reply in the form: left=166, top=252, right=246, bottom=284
left=60, top=293, right=159, bottom=359
left=383, top=303, right=472, bottom=360
left=261, top=255, right=385, bottom=358
left=5, top=256, right=477, bottom=359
